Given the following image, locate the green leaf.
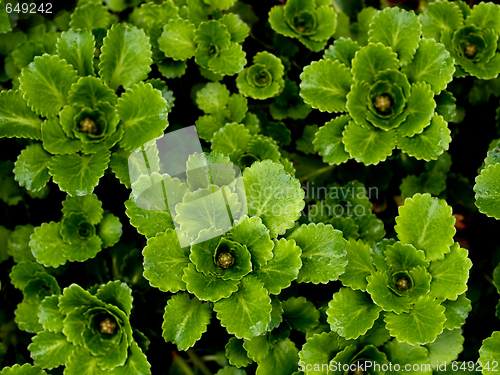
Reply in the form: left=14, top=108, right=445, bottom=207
left=299, top=331, right=348, bottom=375
left=19, top=54, right=78, bottom=118
left=29, top=331, right=74, bottom=369
left=162, top=292, right=212, bottom=350
left=324, top=38, right=360, bottom=68
left=13, top=144, right=51, bottom=192
left=368, top=7, right=421, bottom=65
left=0, top=161, right=23, bottom=206
left=402, top=38, right=455, bottom=95
left=384, top=295, right=446, bottom=345
left=15, top=300, right=44, bottom=333
left=383, top=339, right=431, bottom=375
left=313, top=115, right=350, bottom=165
left=38, top=295, right=64, bottom=333
left=0, top=90, right=42, bottom=140
left=95, top=280, right=133, bottom=316
left=143, top=229, right=190, bottom=293
left=208, top=42, right=247, bottom=76
left=428, top=243, right=472, bottom=301
left=196, top=81, right=230, bottom=113
left=255, top=339, right=298, bottom=375
left=384, top=242, right=428, bottom=271
left=474, top=163, right=500, bottom=220
left=117, top=82, right=168, bottom=151
left=395, top=193, right=455, bottom=261
left=396, top=82, right=436, bottom=138
left=288, top=223, right=347, bottom=284
left=339, top=239, right=375, bottom=291
left=343, top=121, right=396, bottom=165
left=230, top=216, right=273, bottom=270
left=254, top=238, right=301, bottom=294
left=478, top=331, right=500, bottom=375
left=183, top=262, right=240, bottom=301
left=109, top=342, right=151, bottom=375
left=366, top=269, right=417, bottom=314
left=67, top=76, right=117, bottom=108
left=327, top=288, right=381, bottom=339
left=282, top=296, right=319, bottom=333
left=99, top=24, right=152, bottom=90
left=57, top=30, right=95, bottom=77
left=442, top=294, right=472, bottom=330
left=159, top=18, right=196, bottom=61
left=9, top=261, right=45, bottom=291
left=70, top=2, right=111, bottom=31
left=6, top=225, right=35, bottom=263
left=62, top=194, right=103, bottom=225
left=29, top=222, right=68, bottom=267
left=243, top=160, right=304, bottom=238
left=97, top=213, right=122, bottom=248
left=419, top=1, right=463, bottom=41
left=424, top=329, right=464, bottom=369
left=125, top=199, right=174, bottom=238
left=299, top=59, right=353, bottom=113
left=466, top=1, right=500, bottom=33
left=64, top=346, right=107, bottom=375
left=48, top=151, right=110, bottom=197
left=0, top=364, right=48, bottom=375
left=219, top=13, right=249, bottom=44
left=242, top=334, right=271, bottom=362
left=397, top=114, right=451, bottom=161
left=216, top=367, right=247, bottom=375
left=226, top=337, right=253, bottom=368
left=351, top=43, right=399, bottom=84
left=41, top=118, right=81, bottom=155
left=214, top=275, right=272, bottom=339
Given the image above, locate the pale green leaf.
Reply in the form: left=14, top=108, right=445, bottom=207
left=339, top=239, right=375, bottom=291
left=162, top=292, right=212, bottom=350
left=29, top=331, right=74, bottom=369
left=56, top=30, right=95, bottom=77
left=48, top=151, right=110, bottom=197
left=13, top=144, right=51, bottom=192
left=474, top=163, right=500, bottom=220
left=99, top=24, right=152, bottom=90
left=254, top=238, right=301, bottom=294
left=313, top=115, right=350, bottom=165
left=384, top=295, right=446, bottom=345
left=424, top=329, right=464, bottom=369
left=351, top=43, right=399, bottom=84
left=299, top=59, right=353, bottom=113
left=117, top=82, right=168, bottom=151
left=478, top=331, right=500, bottom=375
left=243, top=160, right=304, bottom=238
left=327, top=288, right=381, bottom=339
left=0, top=90, right=42, bottom=140
left=343, top=121, right=396, bottom=166
left=213, top=275, right=272, bottom=339
left=287, top=223, right=347, bottom=284
left=442, top=294, right=472, bottom=330
left=428, top=243, right=472, bottom=301
left=368, top=7, right=422, bottom=65
left=395, top=193, right=456, bottom=261
left=19, top=54, right=78, bottom=117
left=159, top=18, right=196, bottom=61
left=142, top=229, right=190, bottom=293
left=29, top=222, right=68, bottom=267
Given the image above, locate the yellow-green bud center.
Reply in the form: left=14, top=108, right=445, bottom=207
left=99, top=317, right=117, bottom=335
left=374, top=95, right=392, bottom=113
left=217, top=252, right=234, bottom=269
left=465, top=44, right=477, bottom=58
left=79, top=118, right=98, bottom=134
left=396, top=277, right=410, bottom=291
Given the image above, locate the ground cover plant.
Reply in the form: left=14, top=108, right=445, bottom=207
left=0, top=0, right=500, bottom=374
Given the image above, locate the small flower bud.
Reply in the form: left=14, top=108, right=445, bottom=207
left=217, top=252, right=235, bottom=269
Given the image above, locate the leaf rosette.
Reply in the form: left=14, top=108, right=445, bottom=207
left=28, top=282, right=151, bottom=373
left=302, top=7, right=455, bottom=165
left=236, top=52, right=285, bottom=100
left=327, top=194, right=472, bottom=345
left=421, top=1, right=500, bottom=79
left=269, top=0, right=337, bottom=52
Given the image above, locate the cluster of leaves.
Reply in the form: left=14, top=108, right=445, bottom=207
left=1, top=0, right=500, bottom=374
